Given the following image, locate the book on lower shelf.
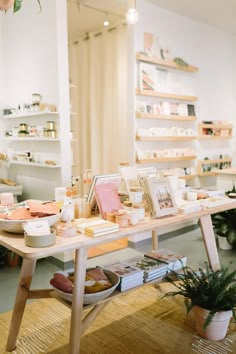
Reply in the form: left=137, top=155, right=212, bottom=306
left=144, top=248, right=187, bottom=272
left=104, top=261, right=144, bottom=291
left=124, top=255, right=168, bottom=282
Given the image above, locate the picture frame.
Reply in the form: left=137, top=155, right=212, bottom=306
left=87, top=174, right=121, bottom=212
left=143, top=176, right=177, bottom=218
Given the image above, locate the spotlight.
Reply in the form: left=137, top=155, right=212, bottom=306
left=126, top=0, right=139, bottom=24
left=104, top=13, right=109, bottom=27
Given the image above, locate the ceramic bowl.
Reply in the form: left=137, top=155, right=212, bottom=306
left=0, top=213, right=61, bottom=234
left=52, top=268, right=120, bottom=305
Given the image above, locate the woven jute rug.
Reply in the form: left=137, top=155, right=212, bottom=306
left=0, top=283, right=236, bottom=354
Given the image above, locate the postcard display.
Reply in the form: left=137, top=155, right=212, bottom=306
left=135, top=32, right=199, bottom=181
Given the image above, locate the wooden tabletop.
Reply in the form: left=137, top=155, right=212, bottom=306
left=1, top=200, right=236, bottom=260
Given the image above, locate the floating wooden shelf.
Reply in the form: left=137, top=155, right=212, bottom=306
left=136, top=52, right=199, bottom=72
left=197, top=158, right=232, bottom=176
left=136, top=136, right=197, bottom=141
left=136, top=89, right=197, bottom=102
left=198, top=123, right=233, bottom=139
left=198, top=171, right=218, bottom=177
left=2, top=112, right=58, bottom=119
left=136, top=112, right=197, bottom=121
left=178, top=174, right=197, bottom=180
left=198, top=136, right=232, bottom=140
left=9, top=160, right=60, bottom=168
left=198, top=158, right=232, bottom=165
left=137, top=156, right=197, bottom=164
left=5, top=137, right=60, bottom=142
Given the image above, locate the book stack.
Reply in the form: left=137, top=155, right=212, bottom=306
left=104, top=261, right=144, bottom=291
left=77, top=219, right=119, bottom=237
left=144, top=248, right=187, bottom=272
left=125, top=255, right=168, bottom=282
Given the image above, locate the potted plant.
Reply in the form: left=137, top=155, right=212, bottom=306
left=162, top=262, right=236, bottom=341
left=211, top=185, right=236, bottom=250
left=0, top=0, right=41, bottom=13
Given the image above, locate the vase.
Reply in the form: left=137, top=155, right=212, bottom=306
left=0, top=0, right=14, bottom=11
left=192, top=306, right=232, bottom=341
left=217, top=235, right=232, bottom=250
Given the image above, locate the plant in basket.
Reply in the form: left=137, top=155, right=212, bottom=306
left=162, top=262, right=236, bottom=341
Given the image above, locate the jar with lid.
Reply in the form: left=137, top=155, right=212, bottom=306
left=47, top=121, right=56, bottom=130
left=132, top=203, right=145, bottom=220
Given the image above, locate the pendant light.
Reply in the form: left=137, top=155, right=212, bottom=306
left=103, top=12, right=109, bottom=27
left=126, top=0, right=139, bottom=24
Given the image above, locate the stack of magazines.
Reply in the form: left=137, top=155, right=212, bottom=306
left=144, top=248, right=187, bottom=272
left=125, top=255, right=168, bottom=282
left=104, top=261, right=144, bottom=291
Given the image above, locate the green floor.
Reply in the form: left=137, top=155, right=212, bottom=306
left=1, top=225, right=235, bottom=313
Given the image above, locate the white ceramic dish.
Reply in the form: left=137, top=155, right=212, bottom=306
left=0, top=213, right=61, bottom=234
left=52, top=268, right=120, bottom=305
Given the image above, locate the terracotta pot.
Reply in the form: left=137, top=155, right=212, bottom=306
left=193, top=306, right=232, bottom=341
left=5, top=251, right=21, bottom=267
left=217, top=235, right=232, bottom=250
left=0, top=0, right=14, bottom=11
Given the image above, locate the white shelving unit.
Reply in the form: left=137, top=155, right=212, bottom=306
left=135, top=52, right=198, bottom=180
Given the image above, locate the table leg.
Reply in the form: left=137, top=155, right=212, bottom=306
left=199, top=214, right=220, bottom=271
left=152, top=228, right=158, bottom=251
left=6, top=258, right=37, bottom=352
left=69, top=247, right=87, bottom=354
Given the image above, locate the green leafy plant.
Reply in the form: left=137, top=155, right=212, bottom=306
left=6, top=0, right=41, bottom=13
left=173, top=57, right=189, bottom=67
left=0, top=246, right=8, bottom=267
left=211, top=184, right=236, bottom=246
left=162, top=262, right=236, bottom=329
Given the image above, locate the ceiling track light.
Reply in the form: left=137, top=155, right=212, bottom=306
left=126, top=0, right=139, bottom=25
left=104, top=12, right=109, bottom=27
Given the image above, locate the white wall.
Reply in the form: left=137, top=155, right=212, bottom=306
left=129, top=0, right=236, bottom=243
left=135, top=0, right=236, bottom=173
left=0, top=0, right=71, bottom=200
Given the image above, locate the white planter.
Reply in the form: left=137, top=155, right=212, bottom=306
left=217, top=235, right=233, bottom=250
left=193, top=306, right=232, bottom=341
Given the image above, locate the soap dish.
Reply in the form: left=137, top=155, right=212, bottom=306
left=24, top=229, right=56, bottom=248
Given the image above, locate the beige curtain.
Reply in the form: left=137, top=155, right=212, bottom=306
left=69, top=24, right=129, bottom=176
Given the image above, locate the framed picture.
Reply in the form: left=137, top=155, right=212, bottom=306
left=87, top=174, right=121, bottom=211
left=144, top=176, right=177, bottom=218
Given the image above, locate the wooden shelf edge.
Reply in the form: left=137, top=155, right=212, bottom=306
left=136, top=52, right=199, bottom=72
left=198, top=172, right=218, bottom=177
left=178, top=174, right=197, bottom=180
left=136, top=136, right=197, bottom=141
left=137, top=156, right=197, bottom=163
left=136, top=89, right=197, bottom=102
left=198, top=136, right=232, bottom=140
left=136, top=113, right=197, bottom=121
left=198, top=158, right=232, bottom=164
left=199, top=123, right=233, bottom=129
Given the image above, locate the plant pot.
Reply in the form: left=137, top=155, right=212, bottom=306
left=217, top=235, right=232, bottom=250
left=192, top=306, right=232, bottom=341
left=5, top=251, right=21, bottom=267
left=0, top=0, right=14, bottom=11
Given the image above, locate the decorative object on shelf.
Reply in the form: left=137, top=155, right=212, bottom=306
left=198, top=122, right=233, bottom=139
left=140, top=176, right=177, bottom=218
left=162, top=262, right=236, bottom=341
left=173, top=57, right=189, bottom=67
left=197, top=156, right=232, bottom=176
left=0, top=0, right=41, bottom=13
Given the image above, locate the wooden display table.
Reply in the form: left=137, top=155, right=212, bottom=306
left=1, top=201, right=236, bottom=354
